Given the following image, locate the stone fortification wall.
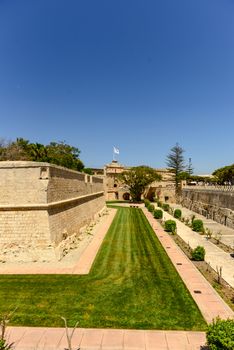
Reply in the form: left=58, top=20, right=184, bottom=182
left=0, top=162, right=105, bottom=262
left=181, top=188, right=234, bottom=229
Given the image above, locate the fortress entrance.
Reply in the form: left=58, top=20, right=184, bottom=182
left=123, top=192, right=130, bottom=201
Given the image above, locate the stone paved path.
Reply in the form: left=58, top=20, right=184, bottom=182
left=7, top=327, right=207, bottom=350
left=159, top=206, right=234, bottom=288
left=143, top=208, right=234, bottom=323
left=170, top=204, right=234, bottom=248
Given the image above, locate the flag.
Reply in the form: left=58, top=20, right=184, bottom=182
left=113, top=146, right=119, bottom=154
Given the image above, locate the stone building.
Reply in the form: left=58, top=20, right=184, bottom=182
left=103, top=160, right=175, bottom=202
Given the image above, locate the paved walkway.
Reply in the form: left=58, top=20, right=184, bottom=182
left=170, top=204, right=234, bottom=248
left=159, top=206, right=234, bottom=288
left=143, top=208, right=234, bottom=323
left=7, top=327, right=206, bottom=350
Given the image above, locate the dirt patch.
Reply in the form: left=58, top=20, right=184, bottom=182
left=172, top=234, right=234, bottom=311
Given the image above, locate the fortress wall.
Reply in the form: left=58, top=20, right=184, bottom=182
left=0, top=162, right=105, bottom=261
left=181, top=189, right=234, bottom=229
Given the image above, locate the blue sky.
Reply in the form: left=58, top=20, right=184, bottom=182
left=0, top=0, right=233, bottom=173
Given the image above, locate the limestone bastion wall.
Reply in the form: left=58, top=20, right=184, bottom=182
left=0, top=161, right=105, bottom=261
left=181, top=189, right=234, bottom=229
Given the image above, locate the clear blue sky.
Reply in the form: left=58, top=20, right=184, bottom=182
left=0, top=0, right=233, bottom=173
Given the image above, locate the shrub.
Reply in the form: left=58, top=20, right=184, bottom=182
left=162, top=203, right=170, bottom=211
left=192, top=246, right=205, bottom=261
left=144, top=199, right=150, bottom=208
left=157, top=201, right=162, bottom=208
left=206, top=317, right=234, bottom=350
left=148, top=204, right=155, bottom=212
left=174, top=209, right=182, bottom=219
left=154, top=209, right=163, bottom=219
left=164, top=220, right=176, bottom=234
left=192, top=219, right=204, bottom=233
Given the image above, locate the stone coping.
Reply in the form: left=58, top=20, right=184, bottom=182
left=0, top=191, right=104, bottom=211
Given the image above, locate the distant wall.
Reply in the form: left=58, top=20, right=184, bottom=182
left=181, top=188, right=234, bottom=229
left=0, top=162, right=105, bottom=261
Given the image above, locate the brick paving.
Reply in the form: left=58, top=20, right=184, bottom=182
left=160, top=207, right=234, bottom=288
left=6, top=327, right=207, bottom=349
left=143, top=208, right=234, bottom=323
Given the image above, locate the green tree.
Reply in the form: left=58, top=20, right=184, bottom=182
left=166, top=143, right=185, bottom=195
left=46, top=141, right=84, bottom=171
left=212, top=164, right=234, bottom=185
left=119, top=166, right=161, bottom=202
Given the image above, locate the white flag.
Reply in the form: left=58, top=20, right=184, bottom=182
left=113, top=146, right=119, bottom=154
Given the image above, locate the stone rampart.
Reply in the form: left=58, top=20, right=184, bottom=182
left=181, top=188, right=234, bottom=229
left=0, top=162, right=105, bottom=262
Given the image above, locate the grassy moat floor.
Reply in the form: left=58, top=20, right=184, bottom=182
left=0, top=207, right=206, bottom=330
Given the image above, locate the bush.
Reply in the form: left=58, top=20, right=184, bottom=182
left=148, top=204, right=155, bottom=212
left=144, top=199, right=150, bottom=208
left=162, top=203, right=170, bottom=211
left=192, top=246, right=205, bottom=261
left=164, top=220, right=176, bottom=234
left=206, top=317, right=234, bottom=350
left=157, top=201, right=162, bottom=208
left=174, top=209, right=182, bottom=219
left=154, top=209, right=163, bottom=219
left=192, top=219, right=204, bottom=233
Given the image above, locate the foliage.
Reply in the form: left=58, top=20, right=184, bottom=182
left=162, top=203, right=170, bottom=211
left=144, top=199, right=150, bottom=208
left=166, top=143, right=185, bottom=195
left=212, top=164, right=234, bottom=185
left=192, top=219, right=204, bottom=233
left=0, top=208, right=206, bottom=330
left=164, top=220, right=176, bottom=234
left=191, top=246, right=205, bottom=261
left=0, top=339, right=14, bottom=350
left=0, top=309, right=15, bottom=350
left=119, top=166, right=161, bottom=202
left=206, top=317, right=234, bottom=350
left=0, top=138, right=84, bottom=171
left=174, top=209, right=182, bottom=219
left=157, top=201, right=162, bottom=208
left=148, top=204, right=155, bottom=212
left=187, top=157, right=193, bottom=175
left=82, top=168, right=94, bottom=175
left=153, top=209, right=163, bottom=219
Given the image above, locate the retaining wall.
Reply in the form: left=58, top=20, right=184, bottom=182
left=0, top=162, right=105, bottom=261
left=181, top=188, right=234, bottom=229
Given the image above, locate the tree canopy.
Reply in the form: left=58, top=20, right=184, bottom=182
left=212, top=164, right=234, bottom=185
left=119, top=165, right=161, bottom=202
left=0, top=138, right=84, bottom=171
left=166, top=143, right=185, bottom=195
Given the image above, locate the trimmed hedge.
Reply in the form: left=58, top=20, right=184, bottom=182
left=144, top=199, right=150, bottom=208
left=174, top=209, right=182, bottom=219
left=192, top=219, right=204, bottom=233
left=192, top=246, right=205, bottom=261
left=162, top=203, right=170, bottom=212
left=148, top=204, right=155, bottom=212
left=164, top=220, right=176, bottom=234
left=154, top=209, right=163, bottom=219
left=206, top=318, right=234, bottom=350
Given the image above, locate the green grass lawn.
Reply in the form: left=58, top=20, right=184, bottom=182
left=0, top=207, right=206, bottom=330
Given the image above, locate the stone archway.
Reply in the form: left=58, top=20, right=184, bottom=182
left=123, top=192, right=130, bottom=201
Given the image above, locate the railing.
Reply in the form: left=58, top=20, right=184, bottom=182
left=183, top=185, right=234, bottom=192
